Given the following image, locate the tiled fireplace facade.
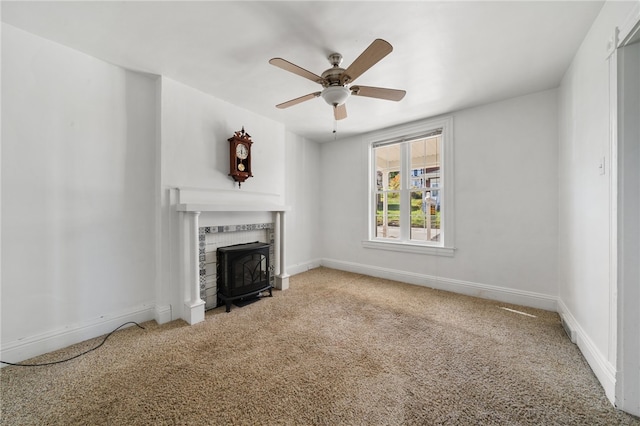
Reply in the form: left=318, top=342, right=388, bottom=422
left=199, top=223, right=275, bottom=310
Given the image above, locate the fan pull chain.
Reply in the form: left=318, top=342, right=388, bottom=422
left=333, top=119, right=338, bottom=139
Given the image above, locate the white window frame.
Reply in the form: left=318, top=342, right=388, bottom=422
left=363, top=116, right=455, bottom=256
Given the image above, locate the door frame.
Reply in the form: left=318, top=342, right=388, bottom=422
left=609, top=1, right=640, bottom=416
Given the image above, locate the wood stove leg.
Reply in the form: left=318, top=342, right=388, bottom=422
left=225, top=301, right=231, bottom=313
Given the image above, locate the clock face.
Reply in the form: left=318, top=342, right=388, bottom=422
left=236, top=143, right=248, bottom=160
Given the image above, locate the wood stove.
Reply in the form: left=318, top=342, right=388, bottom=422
left=217, top=241, right=272, bottom=312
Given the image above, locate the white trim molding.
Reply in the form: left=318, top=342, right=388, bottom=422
left=1, top=303, right=156, bottom=366
left=286, top=259, right=322, bottom=277
left=320, top=258, right=557, bottom=312
left=154, top=304, right=172, bottom=325
left=362, top=240, right=455, bottom=256
left=612, top=12, right=640, bottom=415
left=557, top=300, right=617, bottom=403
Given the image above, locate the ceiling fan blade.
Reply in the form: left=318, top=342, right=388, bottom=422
left=269, top=58, right=324, bottom=84
left=334, top=103, right=347, bottom=121
left=341, top=39, right=393, bottom=84
left=276, top=92, right=321, bottom=109
left=350, top=85, right=406, bottom=101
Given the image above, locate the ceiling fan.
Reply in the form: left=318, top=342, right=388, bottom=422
left=269, top=39, right=406, bottom=121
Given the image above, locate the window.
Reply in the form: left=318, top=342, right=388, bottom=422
left=365, top=117, right=454, bottom=256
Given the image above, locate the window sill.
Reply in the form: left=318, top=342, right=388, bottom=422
left=362, top=240, right=455, bottom=256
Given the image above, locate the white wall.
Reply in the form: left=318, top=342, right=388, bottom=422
left=1, top=24, right=158, bottom=361
left=320, top=89, right=559, bottom=309
left=557, top=0, right=638, bottom=403
left=159, top=78, right=286, bottom=197
left=284, top=131, right=322, bottom=275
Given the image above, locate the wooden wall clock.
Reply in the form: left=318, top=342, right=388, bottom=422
left=228, top=127, right=253, bottom=188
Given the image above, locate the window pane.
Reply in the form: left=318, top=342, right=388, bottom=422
left=375, top=193, right=384, bottom=232
left=388, top=171, right=400, bottom=190
left=410, top=136, right=441, bottom=190
left=374, top=144, right=401, bottom=190
left=375, top=192, right=400, bottom=239
left=410, top=190, right=441, bottom=242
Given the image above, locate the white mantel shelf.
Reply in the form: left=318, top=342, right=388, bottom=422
left=176, top=203, right=290, bottom=213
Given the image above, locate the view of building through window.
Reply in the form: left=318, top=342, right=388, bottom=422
left=374, top=133, right=442, bottom=243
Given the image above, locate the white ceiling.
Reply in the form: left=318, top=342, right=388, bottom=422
left=2, top=1, right=604, bottom=143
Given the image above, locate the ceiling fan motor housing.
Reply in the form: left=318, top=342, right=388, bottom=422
left=321, top=66, right=346, bottom=87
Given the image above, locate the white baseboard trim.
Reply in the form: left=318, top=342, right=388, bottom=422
left=183, top=300, right=206, bottom=325
left=1, top=303, right=157, bottom=366
left=320, top=258, right=558, bottom=311
left=557, top=300, right=617, bottom=404
left=287, top=259, right=322, bottom=277
left=154, top=304, right=172, bottom=325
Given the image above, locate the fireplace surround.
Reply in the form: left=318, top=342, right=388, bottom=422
left=175, top=187, right=290, bottom=325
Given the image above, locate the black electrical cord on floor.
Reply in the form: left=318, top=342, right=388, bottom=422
left=0, top=321, right=145, bottom=367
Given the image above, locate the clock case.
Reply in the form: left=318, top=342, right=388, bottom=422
left=228, top=128, right=253, bottom=188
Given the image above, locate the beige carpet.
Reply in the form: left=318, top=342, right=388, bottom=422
left=2, top=267, right=639, bottom=425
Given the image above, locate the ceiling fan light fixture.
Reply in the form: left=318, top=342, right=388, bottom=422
left=269, top=38, right=404, bottom=122
left=321, top=86, right=350, bottom=106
